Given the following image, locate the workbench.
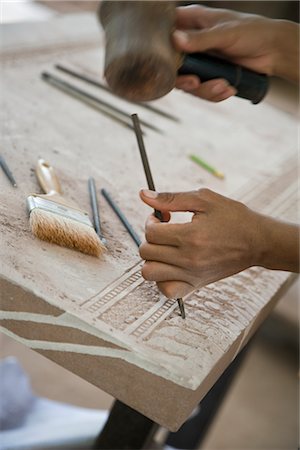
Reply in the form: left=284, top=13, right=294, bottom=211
left=0, top=12, right=298, bottom=438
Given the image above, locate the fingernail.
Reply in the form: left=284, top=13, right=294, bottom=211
left=173, top=30, right=189, bottom=46
left=211, top=80, right=230, bottom=95
left=142, top=189, right=158, bottom=199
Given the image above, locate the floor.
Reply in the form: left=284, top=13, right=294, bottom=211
left=1, top=2, right=299, bottom=449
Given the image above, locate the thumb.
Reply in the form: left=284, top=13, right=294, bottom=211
left=140, top=189, right=208, bottom=213
left=173, top=28, right=229, bottom=54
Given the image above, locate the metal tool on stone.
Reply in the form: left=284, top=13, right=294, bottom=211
left=99, top=1, right=268, bottom=104
left=131, top=113, right=186, bottom=319
left=55, top=64, right=179, bottom=122
left=88, top=177, right=106, bottom=244
left=101, top=188, right=142, bottom=248
left=41, top=72, right=161, bottom=134
left=0, top=154, right=17, bottom=187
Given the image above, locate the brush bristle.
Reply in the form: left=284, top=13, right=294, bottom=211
left=30, top=209, right=105, bottom=256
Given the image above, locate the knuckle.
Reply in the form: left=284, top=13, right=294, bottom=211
left=141, top=263, right=153, bottom=281
left=191, top=254, right=202, bottom=271
left=197, top=86, right=213, bottom=101
left=159, top=192, right=176, bottom=205
left=183, top=250, right=201, bottom=271
left=138, top=243, right=147, bottom=260
left=183, top=227, right=201, bottom=248
left=145, top=224, right=155, bottom=243
left=197, top=187, right=212, bottom=199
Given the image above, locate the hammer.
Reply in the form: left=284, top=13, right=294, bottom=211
left=99, top=1, right=268, bottom=104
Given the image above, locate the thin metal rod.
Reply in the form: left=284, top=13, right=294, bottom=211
left=0, top=154, right=17, bottom=187
left=88, top=177, right=106, bottom=243
left=177, top=298, right=186, bottom=319
left=101, top=188, right=142, bottom=248
left=131, top=114, right=155, bottom=191
left=55, top=64, right=179, bottom=122
left=42, top=72, right=133, bottom=131
left=41, top=72, right=160, bottom=133
left=131, top=114, right=185, bottom=319
left=131, top=113, right=163, bottom=221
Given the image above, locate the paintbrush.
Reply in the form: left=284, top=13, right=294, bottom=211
left=131, top=113, right=186, bottom=319
left=27, top=159, right=105, bottom=256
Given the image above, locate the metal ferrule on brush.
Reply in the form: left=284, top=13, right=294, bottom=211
left=27, top=195, right=93, bottom=228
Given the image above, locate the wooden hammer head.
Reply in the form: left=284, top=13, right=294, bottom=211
left=99, top=1, right=181, bottom=102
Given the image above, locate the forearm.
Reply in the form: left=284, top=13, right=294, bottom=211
left=256, top=215, right=299, bottom=272
left=273, top=20, right=299, bottom=83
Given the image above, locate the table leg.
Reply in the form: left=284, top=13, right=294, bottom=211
left=93, top=343, right=249, bottom=450
left=93, top=400, right=159, bottom=450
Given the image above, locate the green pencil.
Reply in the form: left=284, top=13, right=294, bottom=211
left=189, top=154, right=225, bottom=179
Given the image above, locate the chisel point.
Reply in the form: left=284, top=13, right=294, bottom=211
left=177, top=298, right=186, bottom=319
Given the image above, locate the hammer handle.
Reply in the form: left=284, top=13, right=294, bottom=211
left=179, top=52, right=269, bottom=104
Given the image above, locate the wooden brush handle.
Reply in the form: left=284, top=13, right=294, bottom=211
left=36, top=159, right=62, bottom=195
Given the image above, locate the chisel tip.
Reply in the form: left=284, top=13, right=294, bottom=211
left=177, top=298, right=186, bottom=319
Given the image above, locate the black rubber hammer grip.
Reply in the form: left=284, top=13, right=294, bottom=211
left=179, top=52, right=269, bottom=104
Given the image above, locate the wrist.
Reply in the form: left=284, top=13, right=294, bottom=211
left=272, top=20, right=299, bottom=83
left=252, top=213, right=299, bottom=272
left=246, top=210, right=268, bottom=268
